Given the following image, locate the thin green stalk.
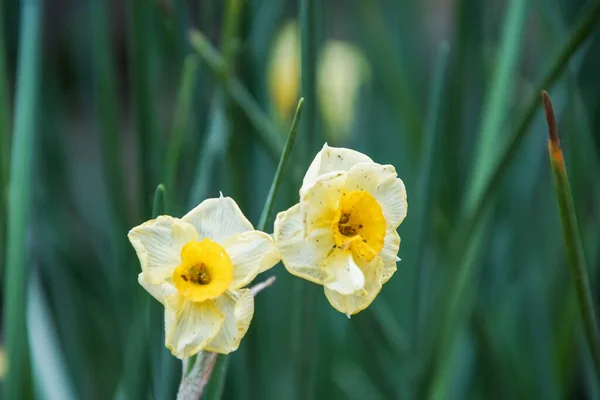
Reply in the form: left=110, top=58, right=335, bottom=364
left=188, top=94, right=229, bottom=209
left=299, top=0, right=317, bottom=162
left=296, top=1, right=320, bottom=398
left=0, top=0, right=11, bottom=258
left=542, top=91, right=600, bottom=380
left=356, top=0, right=423, bottom=151
left=188, top=30, right=285, bottom=163
left=427, top=0, right=527, bottom=396
left=120, top=184, right=166, bottom=399
left=257, top=98, right=304, bottom=231
left=412, top=42, right=450, bottom=344
left=3, top=0, right=42, bottom=398
left=465, top=0, right=528, bottom=211
left=165, top=55, right=200, bottom=207
left=90, top=0, right=128, bottom=284
left=152, top=184, right=166, bottom=218
left=129, top=0, right=159, bottom=216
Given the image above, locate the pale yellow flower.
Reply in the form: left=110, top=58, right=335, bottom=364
left=128, top=196, right=280, bottom=359
left=317, top=40, right=370, bottom=143
left=274, top=144, right=407, bottom=315
left=267, top=20, right=300, bottom=120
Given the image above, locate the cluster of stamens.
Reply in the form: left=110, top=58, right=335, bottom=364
left=181, top=264, right=211, bottom=285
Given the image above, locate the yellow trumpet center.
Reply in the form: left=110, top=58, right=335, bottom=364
left=173, top=238, right=233, bottom=302
left=331, top=190, right=386, bottom=261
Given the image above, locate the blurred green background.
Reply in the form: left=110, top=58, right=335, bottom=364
left=1, top=0, right=600, bottom=398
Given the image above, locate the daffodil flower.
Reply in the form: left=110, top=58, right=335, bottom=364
left=274, top=144, right=407, bottom=315
left=128, top=196, right=280, bottom=359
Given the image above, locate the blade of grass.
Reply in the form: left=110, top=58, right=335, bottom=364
left=299, top=0, right=317, bottom=161
left=257, top=98, right=304, bottom=230
left=356, top=0, right=423, bottom=151
left=0, top=0, right=11, bottom=260
left=119, top=184, right=167, bottom=400
left=165, top=54, right=200, bottom=207
left=542, top=91, right=600, bottom=380
left=427, top=1, right=527, bottom=395
left=188, top=94, right=229, bottom=209
left=2, top=0, right=42, bottom=397
left=129, top=0, right=159, bottom=216
left=27, top=270, right=76, bottom=400
left=89, top=0, right=129, bottom=295
left=411, top=41, right=450, bottom=345
left=465, top=0, right=528, bottom=211
left=188, top=29, right=285, bottom=163
left=296, top=2, right=320, bottom=396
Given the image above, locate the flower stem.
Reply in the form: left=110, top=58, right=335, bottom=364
left=411, top=41, right=450, bottom=346
left=3, top=0, right=42, bottom=397
left=165, top=55, right=200, bottom=210
left=257, top=98, right=304, bottom=231
left=542, top=91, right=600, bottom=380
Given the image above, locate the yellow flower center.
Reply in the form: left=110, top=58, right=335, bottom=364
left=331, top=190, right=386, bottom=262
left=172, top=238, right=233, bottom=302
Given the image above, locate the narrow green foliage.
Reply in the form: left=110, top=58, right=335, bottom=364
left=543, top=91, right=600, bottom=380
left=3, top=0, right=42, bottom=398
left=189, top=30, right=285, bottom=162
left=412, top=42, right=450, bottom=342
left=257, top=98, right=304, bottom=231
left=299, top=0, right=317, bottom=161
left=0, top=0, right=11, bottom=253
left=356, top=0, right=422, bottom=150
left=129, top=0, right=159, bottom=216
left=466, top=0, right=600, bottom=226
left=466, top=0, right=528, bottom=211
left=90, top=0, right=128, bottom=280
left=152, top=184, right=166, bottom=218
left=221, top=0, right=244, bottom=65
left=429, top=0, right=527, bottom=394
left=165, top=55, right=200, bottom=205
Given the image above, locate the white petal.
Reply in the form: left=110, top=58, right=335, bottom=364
left=221, top=231, right=280, bottom=290
left=182, top=197, right=254, bottom=243
left=204, top=289, right=254, bottom=354
left=128, top=216, right=198, bottom=284
left=164, top=296, right=224, bottom=359
left=324, top=250, right=365, bottom=295
left=137, top=272, right=177, bottom=305
left=380, top=231, right=400, bottom=284
left=300, top=171, right=347, bottom=234
left=324, top=256, right=384, bottom=315
left=301, top=144, right=373, bottom=194
left=345, top=163, right=407, bottom=229
left=274, top=204, right=334, bottom=284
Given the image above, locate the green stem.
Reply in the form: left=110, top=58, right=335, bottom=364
left=465, top=0, right=528, bottom=211
left=152, top=184, right=166, bottom=218
left=3, top=0, right=42, bottom=398
left=90, top=0, right=128, bottom=282
left=257, top=98, right=304, bottom=231
left=165, top=55, right=200, bottom=208
left=428, top=0, right=527, bottom=396
left=129, top=0, right=159, bottom=216
left=412, top=42, right=450, bottom=344
left=543, top=91, right=600, bottom=380
left=0, top=0, right=11, bottom=260
left=299, top=0, right=317, bottom=161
